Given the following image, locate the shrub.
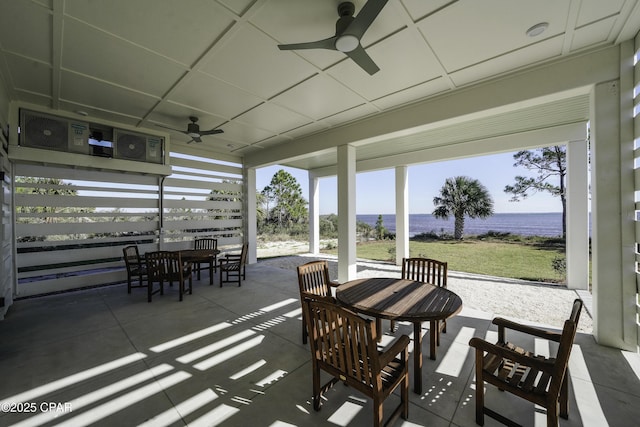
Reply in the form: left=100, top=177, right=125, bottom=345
left=551, top=255, right=566, bottom=277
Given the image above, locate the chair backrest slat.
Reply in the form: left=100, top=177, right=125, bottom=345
left=195, top=238, right=217, bottom=251
left=297, top=261, right=332, bottom=299
left=145, top=251, right=168, bottom=280
left=123, top=245, right=142, bottom=267
left=305, top=299, right=379, bottom=390
left=402, top=257, right=447, bottom=287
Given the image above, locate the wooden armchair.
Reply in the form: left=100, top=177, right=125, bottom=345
left=123, top=245, right=147, bottom=295
left=144, top=251, right=167, bottom=302
left=469, top=298, right=583, bottom=427
left=400, top=257, right=448, bottom=340
left=145, top=251, right=193, bottom=301
left=303, top=298, right=410, bottom=427
left=194, top=237, right=218, bottom=281
left=219, top=243, right=248, bottom=287
left=296, top=260, right=339, bottom=344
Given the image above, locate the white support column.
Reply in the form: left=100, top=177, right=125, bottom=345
left=309, top=171, right=320, bottom=254
left=337, top=144, right=357, bottom=282
left=245, top=167, right=257, bottom=264
left=566, top=138, right=589, bottom=289
left=395, top=166, right=409, bottom=265
left=591, top=78, right=636, bottom=351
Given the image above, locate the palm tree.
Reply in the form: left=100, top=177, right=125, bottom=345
left=433, top=176, right=494, bottom=239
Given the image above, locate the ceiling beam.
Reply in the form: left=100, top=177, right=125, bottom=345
left=308, top=122, right=587, bottom=177
left=244, top=45, right=617, bottom=169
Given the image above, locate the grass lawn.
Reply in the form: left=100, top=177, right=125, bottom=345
left=322, top=238, right=568, bottom=283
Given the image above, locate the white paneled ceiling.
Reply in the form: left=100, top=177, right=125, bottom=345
left=1, top=0, right=639, bottom=170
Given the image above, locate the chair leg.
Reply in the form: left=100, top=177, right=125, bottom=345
left=302, top=324, right=308, bottom=345
left=559, top=373, right=569, bottom=419
left=312, top=366, right=322, bottom=411
left=475, top=350, right=485, bottom=426
left=547, top=401, right=559, bottom=427
left=402, top=369, right=409, bottom=420
left=373, top=395, right=383, bottom=427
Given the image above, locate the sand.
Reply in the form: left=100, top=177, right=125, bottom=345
left=256, top=242, right=593, bottom=333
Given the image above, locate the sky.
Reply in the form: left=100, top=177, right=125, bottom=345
left=256, top=151, right=565, bottom=215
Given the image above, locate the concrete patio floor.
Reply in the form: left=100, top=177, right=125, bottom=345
left=1, top=262, right=639, bottom=427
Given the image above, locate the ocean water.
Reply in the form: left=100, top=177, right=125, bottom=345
left=356, top=213, right=567, bottom=237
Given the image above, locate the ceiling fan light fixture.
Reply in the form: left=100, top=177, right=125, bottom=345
left=526, top=22, right=548, bottom=37
left=335, top=34, right=359, bottom=52
left=188, top=132, right=200, bottom=138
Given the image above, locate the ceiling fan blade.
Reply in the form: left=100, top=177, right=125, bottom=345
left=346, top=0, right=388, bottom=39
left=278, top=36, right=337, bottom=51
left=346, top=45, right=379, bottom=75
left=188, top=136, right=203, bottom=144
left=200, top=129, right=224, bottom=136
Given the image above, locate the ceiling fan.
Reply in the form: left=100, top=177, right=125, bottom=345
left=278, top=0, right=388, bottom=75
left=158, top=116, right=223, bottom=143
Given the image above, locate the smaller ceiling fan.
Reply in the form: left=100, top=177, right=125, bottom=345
left=158, top=116, right=223, bottom=143
left=278, top=0, right=388, bottom=75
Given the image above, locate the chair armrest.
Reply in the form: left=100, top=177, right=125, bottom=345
left=492, top=317, right=562, bottom=342
left=378, top=334, right=411, bottom=367
left=468, top=337, right=555, bottom=373
left=183, top=262, right=193, bottom=274
left=329, top=280, right=341, bottom=287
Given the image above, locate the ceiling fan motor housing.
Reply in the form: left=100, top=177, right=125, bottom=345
left=187, top=122, right=200, bottom=136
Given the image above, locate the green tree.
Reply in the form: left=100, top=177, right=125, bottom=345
left=261, top=169, right=308, bottom=231
left=357, top=220, right=373, bottom=241
left=503, top=146, right=567, bottom=237
left=320, top=214, right=338, bottom=238
left=208, top=179, right=243, bottom=220
left=375, top=214, right=387, bottom=240
left=15, top=177, right=87, bottom=222
left=433, top=176, right=494, bottom=239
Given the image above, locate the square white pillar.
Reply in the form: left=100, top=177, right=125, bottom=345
left=244, top=167, right=257, bottom=264
left=337, top=144, right=357, bottom=282
left=395, top=166, right=409, bottom=264
left=590, top=79, right=636, bottom=350
left=309, top=172, right=320, bottom=254
left=566, top=138, right=589, bottom=289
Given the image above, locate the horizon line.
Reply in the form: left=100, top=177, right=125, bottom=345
left=319, top=211, right=565, bottom=216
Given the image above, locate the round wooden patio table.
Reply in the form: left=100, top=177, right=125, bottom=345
left=336, top=277, right=463, bottom=394
left=179, top=249, right=220, bottom=285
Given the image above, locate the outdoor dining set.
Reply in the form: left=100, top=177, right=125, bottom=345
left=122, top=238, right=248, bottom=302
left=122, top=245, right=583, bottom=427
left=296, top=257, right=583, bottom=427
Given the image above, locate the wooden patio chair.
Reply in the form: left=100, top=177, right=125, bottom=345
left=145, top=250, right=193, bottom=301
left=144, top=250, right=167, bottom=302
left=399, top=257, right=448, bottom=340
left=468, top=298, right=583, bottom=427
left=219, top=243, right=248, bottom=287
left=303, top=298, right=410, bottom=427
left=296, top=260, right=340, bottom=344
left=194, top=237, right=218, bottom=282
left=123, top=245, right=147, bottom=295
